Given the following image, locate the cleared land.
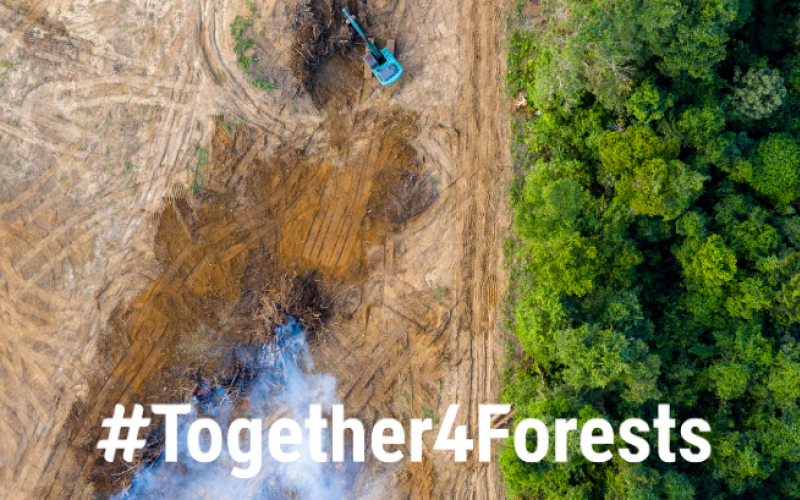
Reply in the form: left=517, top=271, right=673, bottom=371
left=0, top=0, right=509, bottom=498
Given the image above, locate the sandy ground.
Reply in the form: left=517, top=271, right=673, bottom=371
left=0, top=0, right=510, bottom=498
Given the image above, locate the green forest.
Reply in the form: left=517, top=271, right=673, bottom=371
left=502, top=0, right=800, bottom=498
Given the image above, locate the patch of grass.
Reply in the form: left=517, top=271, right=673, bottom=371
left=231, top=15, right=255, bottom=74
left=191, top=143, right=209, bottom=194
left=231, top=15, right=251, bottom=41
left=506, top=30, right=538, bottom=99
left=231, top=8, right=276, bottom=92
left=253, top=77, right=277, bottom=91
left=421, top=404, right=440, bottom=425
left=238, top=53, right=254, bottom=73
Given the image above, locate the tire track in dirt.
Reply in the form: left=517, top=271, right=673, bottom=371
left=0, top=1, right=280, bottom=496
left=430, top=0, right=508, bottom=497
left=0, top=0, right=509, bottom=498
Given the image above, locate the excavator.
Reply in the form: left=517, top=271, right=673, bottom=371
left=342, top=8, right=403, bottom=86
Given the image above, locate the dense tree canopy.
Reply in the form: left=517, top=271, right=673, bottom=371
left=504, top=0, right=800, bottom=498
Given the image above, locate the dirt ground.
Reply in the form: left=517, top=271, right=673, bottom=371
left=0, top=0, right=510, bottom=498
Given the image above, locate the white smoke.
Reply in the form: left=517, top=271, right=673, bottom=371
left=113, top=317, right=374, bottom=500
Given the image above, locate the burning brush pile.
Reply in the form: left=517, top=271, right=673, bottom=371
left=189, top=315, right=313, bottom=416
left=113, top=270, right=345, bottom=499
left=251, top=271, right=335, bottom=344
left=189, top=269, right=336, bottom=418
left=115, top=318, right=348, bottom=500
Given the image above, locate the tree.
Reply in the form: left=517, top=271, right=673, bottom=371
left=643, top=0, right=749, bottom=80
left=737, top=133, right=800, bottom=206
left=599, top=127, right=707, bottom=220
left=728, top=66, right=787, bottom=120
left=626, top=79, right=676, bottom=123
left=676, top=233, right=737, bottom=290
left=505, top=1, right=800, bottom=497
left=556, top=325, right=661, bottom=403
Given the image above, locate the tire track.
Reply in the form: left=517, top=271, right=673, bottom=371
left=1, top=0, right=509, bottom=498
left=0, top=1, right=316, bottom=497
left=431, top=0, right=508, bottom=498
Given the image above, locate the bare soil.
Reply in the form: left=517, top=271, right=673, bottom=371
left=0, top=0, right=510, bottom=498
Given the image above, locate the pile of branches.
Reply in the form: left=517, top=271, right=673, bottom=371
left=256, top=271, right=335, bottom=343
left=289, top=0, right=365, bottom=105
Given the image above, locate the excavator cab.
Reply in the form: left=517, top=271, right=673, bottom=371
left=343, top=9, right=403, bottom=86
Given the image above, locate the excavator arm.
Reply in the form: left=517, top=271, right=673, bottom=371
left=342, top=8, right=404, bottom=85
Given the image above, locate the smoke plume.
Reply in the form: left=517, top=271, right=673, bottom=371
left=113, top=317, right=381, bottom=500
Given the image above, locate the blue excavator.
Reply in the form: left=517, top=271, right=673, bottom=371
left=342, top=8, right=403, bottom=86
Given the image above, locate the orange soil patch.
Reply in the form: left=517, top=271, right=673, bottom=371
left=54, top=106, right=433, bottom=495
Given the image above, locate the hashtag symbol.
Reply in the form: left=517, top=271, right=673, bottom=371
left=97, top=404, right=151, bottom=462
